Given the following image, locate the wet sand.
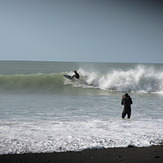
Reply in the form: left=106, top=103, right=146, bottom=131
left=0, top=145, right=162, bottom=163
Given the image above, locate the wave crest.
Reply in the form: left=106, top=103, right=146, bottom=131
left=78, top=65, right=163, bottom=94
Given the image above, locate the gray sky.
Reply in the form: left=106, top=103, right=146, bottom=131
left=0, top=0, right=163, bottom=63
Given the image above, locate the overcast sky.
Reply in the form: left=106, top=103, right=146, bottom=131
left=0, top=0, right=163, bottom=63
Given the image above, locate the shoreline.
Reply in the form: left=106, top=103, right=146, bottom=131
left=0, top=145, right=162, bottom=163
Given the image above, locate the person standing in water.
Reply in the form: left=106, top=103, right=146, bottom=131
left=121, top=93, right=133, bottom=119
left=71, top=70, right=80, bottom=79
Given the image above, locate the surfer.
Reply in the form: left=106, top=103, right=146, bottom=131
left=71, top=70, right=80, bottom=79
left=121, top=93, right=133, bottom=119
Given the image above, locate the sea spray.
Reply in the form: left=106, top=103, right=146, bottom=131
left=77, top=65, right=163, bottom=93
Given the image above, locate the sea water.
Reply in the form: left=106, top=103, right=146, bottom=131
left=0, top=61, right=163, bottom=154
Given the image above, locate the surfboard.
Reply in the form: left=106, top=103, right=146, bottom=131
left=63, top=74, right=72, bottom=80
left=64, top=74, right=93, bottom=86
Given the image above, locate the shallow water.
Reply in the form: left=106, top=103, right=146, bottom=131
left=0, top=61, right=163, bottom=154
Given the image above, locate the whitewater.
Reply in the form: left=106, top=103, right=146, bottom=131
left=0, top=61, right=163, bottom=154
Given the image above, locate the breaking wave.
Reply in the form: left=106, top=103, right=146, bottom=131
left=79, top=65, right=163, bottom=94
left=0, top=65, right=163, bottom=94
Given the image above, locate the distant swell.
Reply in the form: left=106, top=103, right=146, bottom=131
left=0, top=65, right=163, bottom=94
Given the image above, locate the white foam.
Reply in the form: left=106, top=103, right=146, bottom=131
left=76, top=65, right=163, bottom=94
left=0, top=119, right=162, bottom=154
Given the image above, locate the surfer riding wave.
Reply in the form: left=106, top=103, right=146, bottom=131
left=70, top=70, right=80, bottom=79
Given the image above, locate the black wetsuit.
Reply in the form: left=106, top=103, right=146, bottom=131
left=71, top=71, right=80, bottom=79
left=121, top=95, right=133, bottom=119
left=75, top=72, right=79, bottom=79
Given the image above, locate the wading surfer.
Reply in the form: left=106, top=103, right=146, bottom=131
left=121, top=93, right=133, bottom=119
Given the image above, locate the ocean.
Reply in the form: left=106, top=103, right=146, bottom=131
left=0, top=61, right=163, bottom=154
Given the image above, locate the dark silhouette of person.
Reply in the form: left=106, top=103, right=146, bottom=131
left=71, top=70, right=80, bottom=79
left=121, top=93, right=133, bottom=119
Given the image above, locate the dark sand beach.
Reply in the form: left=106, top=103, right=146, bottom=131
left=0, top=145, right=162, bottom=163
